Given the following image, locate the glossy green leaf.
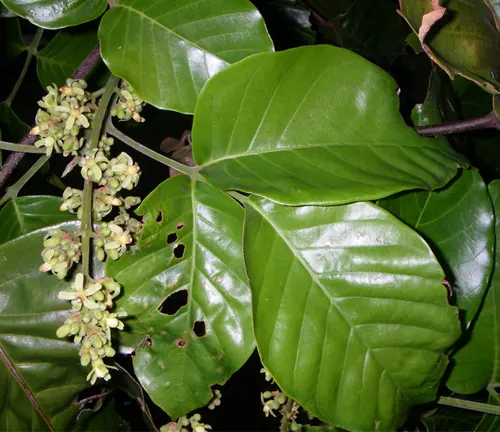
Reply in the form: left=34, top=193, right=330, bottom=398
left=0, top=102, right=29, bottom=141
left=193, top=45, right=467, bottom=206
left=0, top=196, right=76, bottom=245
left=0, top=221, right=89, bottom=431
left=107, top=175, right=254, bottom=419
left=399, top=0, right=500, bottom=93
left=445, top=180, right=500, bottom=394
left=36, top=30, right=98, bottom=89
left=379, top=170, right=494, bottom=326
left=98, top=0, right=274, bottom=114
left=0, top=0, right=107, bottom=29
left=245, top=197, right=460, bottom=430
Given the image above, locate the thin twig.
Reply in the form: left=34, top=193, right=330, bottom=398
left=0, top=140, right=46, bottom=154
left=106, top=117, right=199, bottom=178
left=0, top=44, right=103, bottom=189
left=74, top=389, right=113, bottom=406
left=416, top=112, right=500, bottom=136
left=0, top=155, right=49, bottom=206
left=438, top=396, right=500, bottom=416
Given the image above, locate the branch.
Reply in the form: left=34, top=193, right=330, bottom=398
left=415, top=112, right=500, bottom=136
left=0, top=44, right=103, bottom=189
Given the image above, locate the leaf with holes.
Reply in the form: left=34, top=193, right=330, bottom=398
left=399, top=0, right=500, bottom=93
left=98, top=0, right=274, bottom=114
left=445, top=181, right=500, bottom=394
left=192, top=45, right=466, bottom=206
left=0, top=0, right=107, bottom=29
left=107, top=175, right=253, bottom=419
left=0, top=196, right=76, bottom=245
left=0, top=221, right=89, bottom=431
left=244, top=197, right=460, bottom=430
left=36, top=30, right=98, bottom=89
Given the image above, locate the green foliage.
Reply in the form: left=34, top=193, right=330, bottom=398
left=193, top=45, right=466, bottom=205
left=2, top=0, right=500, bottom=430
left=107, top=175, right=254, bottom=418
left=98, top=0, right=274, bottom=113
left=0, top=222, right=89, bottom=431
left=0, top=0, right=107, bottom=29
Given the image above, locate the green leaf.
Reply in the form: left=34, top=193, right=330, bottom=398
left=0, top=18, right=26, bottom=60
left=193, top=45, right=467, bottom=206
left=0, top=0, right=107, bottom=29
left=421, top=405, right=484, bottom=431
left=244, top=197, right=460, bottom=431
left=399, top=0, right=500, bottom=93
left=107, top=175, right=254, bottom=419
left=378, top=169, right=494, bottom=327
left=0, top=102, right=29, bottom=141
left=0, top=3, right=15, bottom=17
left=445, top=180, right=500, bottom=394
left=491, top=1, right=500, bottom=20
left=0, top=196, right=76, bottom=245
left=77, top=399, right=130, bottom=431
left=98, top=0, right=274, bottom=114
left=36, top=30, right=98, bottom=89
left=0, top=221, right=89, bottom=431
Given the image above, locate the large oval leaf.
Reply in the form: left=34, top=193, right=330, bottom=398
left=0, top=222, right=89, bottom=431
left=193, top=45, right=467, bottom=206
left=36, top=30, right=98, bottom=89
left=107, top=175, right=253, bottom=419
left=0, top=0, right=107, bottom=29
left=445, top=181, right=500, bottom=394
left=98, top=0, right=274, bottom=114
left=0, top=196, right=76, bottom=245
left=244, top=197, right=460, bottom=430
left=399, top=0, right=500, bottom=93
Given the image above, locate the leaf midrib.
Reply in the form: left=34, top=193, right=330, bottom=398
left=0, top=342, right=54, bottom=431
left=198, top=141, right=452, bottom=168
left=250, top=199, right=442, bottom=404
left=117, top=3, right=230, bottom=66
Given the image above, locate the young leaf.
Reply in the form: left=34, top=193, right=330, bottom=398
left=399, top=0, right=500, bottom=93
left=107, top=176, right=254, bottom=419
left=0, top=222, right=89, bottom=431
left=445, top=180, right=500, bottom=394
left=0, top=196, right=76, bottom=245
left=193, top=45, right=467, bottom=206
left=244, top=197, right=460, bottom=430
left=36, top=30, right=98, bottom=89
left=0, top=0, right=107, bottom=29
left=98, top=0, right=274, bottom=114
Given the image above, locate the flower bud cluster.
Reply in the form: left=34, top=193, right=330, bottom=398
left=56, top=273, right=126, bottom=384
left=161, top=414, right=212, bottom=432
left=111, top=82, right=145, bottom=123
left=30, top=79, right=96, bottom=156
left=261, top=390, right=287, bottom=418
left=40, top=229, right=81, bottom=279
